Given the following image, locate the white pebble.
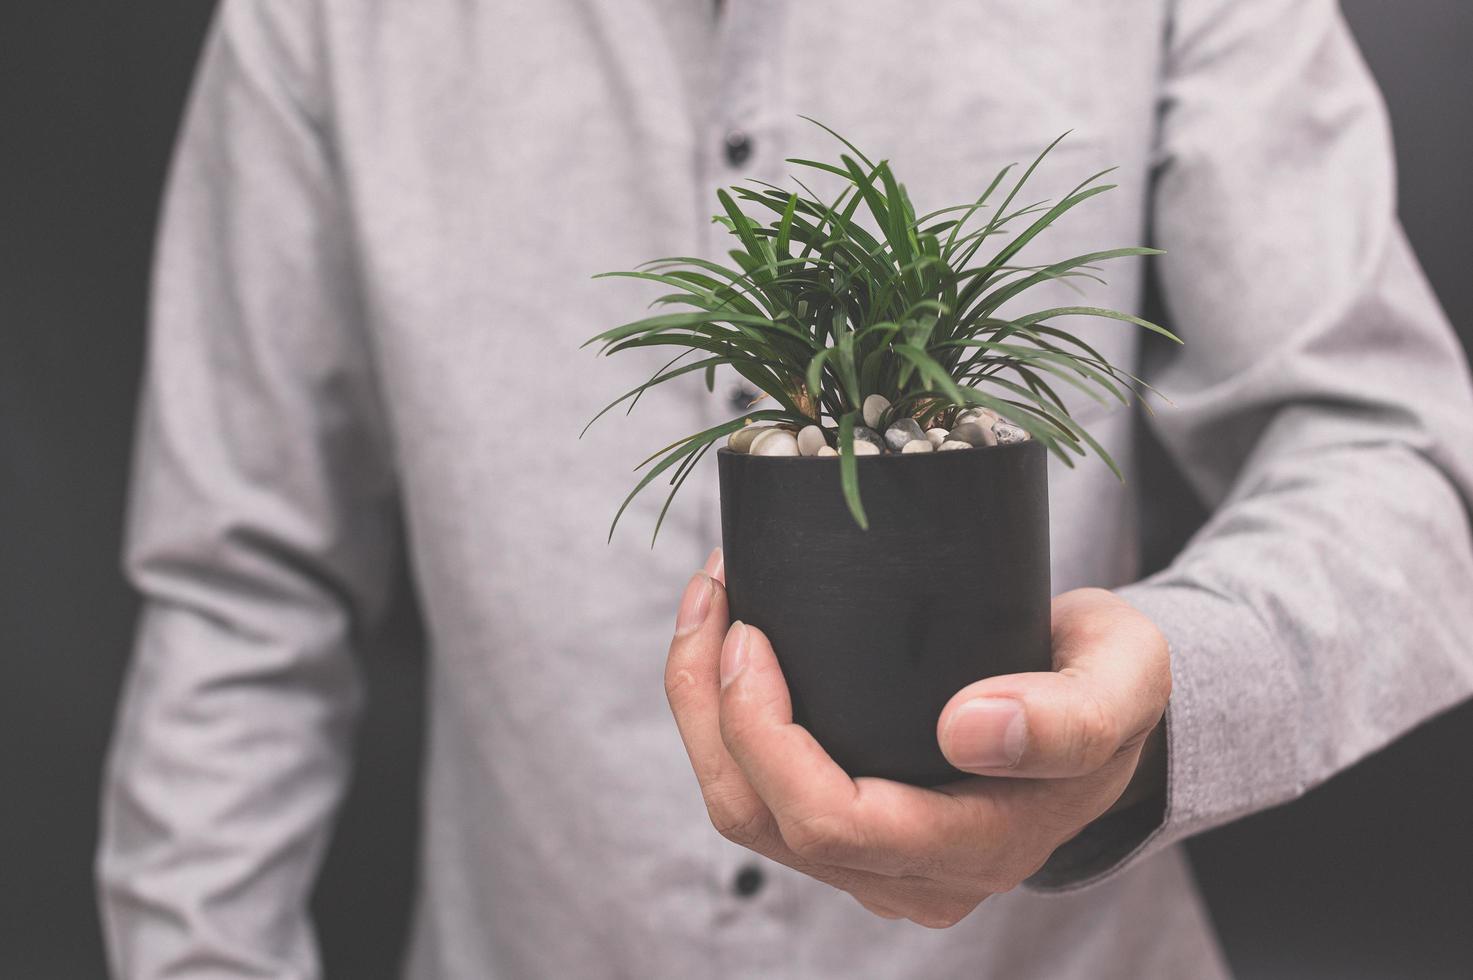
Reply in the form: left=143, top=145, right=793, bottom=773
left=849, top=440, right=881, bottom=456
left=862, top=394, right=891, bottom=429
left=816, top=446, right=838, bottom=457
left=925, top=427, right=949, bottom=448
left=901, top=439, right=934, bottom=454
left=797, top=425, right=828, bottom=456
left=938, top=440, right=973, bottom=452
left=750, top=430, right=800, bottom=456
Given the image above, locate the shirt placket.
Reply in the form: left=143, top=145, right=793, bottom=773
left=697, top=0, right=794, bottom=429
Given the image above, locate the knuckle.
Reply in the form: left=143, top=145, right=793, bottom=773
left=1072, top=692, right=1123, bottom=769
left=718, top=707, right=760, bottom=747
left=663, top=666, right=696, bottom=705
left=705, top=793, right=769, bottom=849
left=1034, top=793, right=1109, bottom=845
left=780, top=810, right=854, bottom=864
left=717, top=698, right=771, bottom=751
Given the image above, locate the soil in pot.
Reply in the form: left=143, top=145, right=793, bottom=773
left=717, top=440, right=1051, bottom=786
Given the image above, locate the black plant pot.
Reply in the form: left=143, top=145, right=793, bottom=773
left=717, top=440, right=1051, bottom=786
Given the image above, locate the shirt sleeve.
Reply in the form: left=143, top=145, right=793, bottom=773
left=1031, top=0, right=1473, bottom=890
left=95, top=3, right=402, bottom=975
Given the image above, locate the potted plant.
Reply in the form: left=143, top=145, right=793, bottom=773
left=585, top=120, right=1176, bottom=785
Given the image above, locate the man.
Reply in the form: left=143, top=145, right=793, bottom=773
left=99, top=1, right=1473, bottom=977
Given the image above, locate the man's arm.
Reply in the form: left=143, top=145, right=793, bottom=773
left=97, top=3, right=400, bottom=975
left=659, top=1, right=1473, bottom=924
left=1035, top=0, right=1473, bottom=888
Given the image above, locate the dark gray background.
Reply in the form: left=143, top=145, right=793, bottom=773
left=2, top=3, right=1470, bottom=977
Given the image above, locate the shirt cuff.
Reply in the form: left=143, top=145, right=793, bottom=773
left=1026, top=579, right=1301, bottom=892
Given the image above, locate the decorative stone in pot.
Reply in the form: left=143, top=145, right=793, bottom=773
left=717, top=441, right=1051, bottom=786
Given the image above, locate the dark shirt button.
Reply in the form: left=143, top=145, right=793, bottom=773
left=728, top=383, right=760, bottom=413
left=732, top=864, right=765, bottom=898
left=724, top=130, right=753, bottom=167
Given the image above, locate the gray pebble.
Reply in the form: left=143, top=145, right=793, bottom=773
left=993, top=421, right=1029, bottom=445
left=938, top=440, right=973, bottom=451
left=851, top=425, right=886, bottom=450
left=884, top=417, right=926, bottom=451
left=947, top=421, right=998, bottom=448
left=901, top=439, right=934, bottom=454
left=862, top=394, right=891, bottom=429
left=925, top=427, right=949, bottom=448
left=750, top=429, right=800, bottom=456
left=796, top=425, right=828, bottom=456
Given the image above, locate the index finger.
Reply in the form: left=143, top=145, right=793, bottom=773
left=715, top=622, right=860, bottom=842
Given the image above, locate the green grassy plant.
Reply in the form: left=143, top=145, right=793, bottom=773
left=585, top=119, right=1178, bottom=541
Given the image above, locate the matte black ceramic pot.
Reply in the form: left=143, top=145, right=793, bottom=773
left=717, top=440, right=1051, bottom=786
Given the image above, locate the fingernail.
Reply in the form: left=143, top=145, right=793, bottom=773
left=703, top=547, right=724, bottom=581
left=720, top=621, right=748, bottom=688
left=945, top=698, right=1027, bottom=769
left=675, top=572, right=714, bottom=636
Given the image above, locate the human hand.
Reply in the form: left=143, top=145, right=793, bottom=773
left=665, top=550, right=1170, bottom=927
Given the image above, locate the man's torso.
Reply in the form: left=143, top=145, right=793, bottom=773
left=313, top=1, right=1227, bottom=975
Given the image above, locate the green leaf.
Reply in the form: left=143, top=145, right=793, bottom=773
left=609, top=411, right=793, bottom=541
left=943, top=164, right=1013, bottom=258
left=588, top=122, right=1174, bottom=541
left=716, top=189, right=771, bottom=271
left=799, top=115, right=877, bottom=168
left=1009, top=305, right=1181, bottom=343
left=805, top=347, right=833, bottom=412
left=775, top=192, right=798, bottom=258
left=582, top=351, right=714, bottom=438
left=983, top=178, right=1117, bottom=275
left=971, top=248, right=1164, bottom=319
left=652, top=440, right=717, bottom=546
left=991, top=131, right=1070, bottom=235
left=783, top=156, right=854, bottom=179
left=837, top=412, right=868, bottom=529
left=893, top=343, right=968, bottom=405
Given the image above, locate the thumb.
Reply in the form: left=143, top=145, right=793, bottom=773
left=936, top=588, right=1170, bottom=778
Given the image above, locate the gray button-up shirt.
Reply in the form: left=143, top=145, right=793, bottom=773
left=99, top=1, right=1473, bottom=977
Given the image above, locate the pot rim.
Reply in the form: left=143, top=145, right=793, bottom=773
left=716, top=441, right=1038, bottom=464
